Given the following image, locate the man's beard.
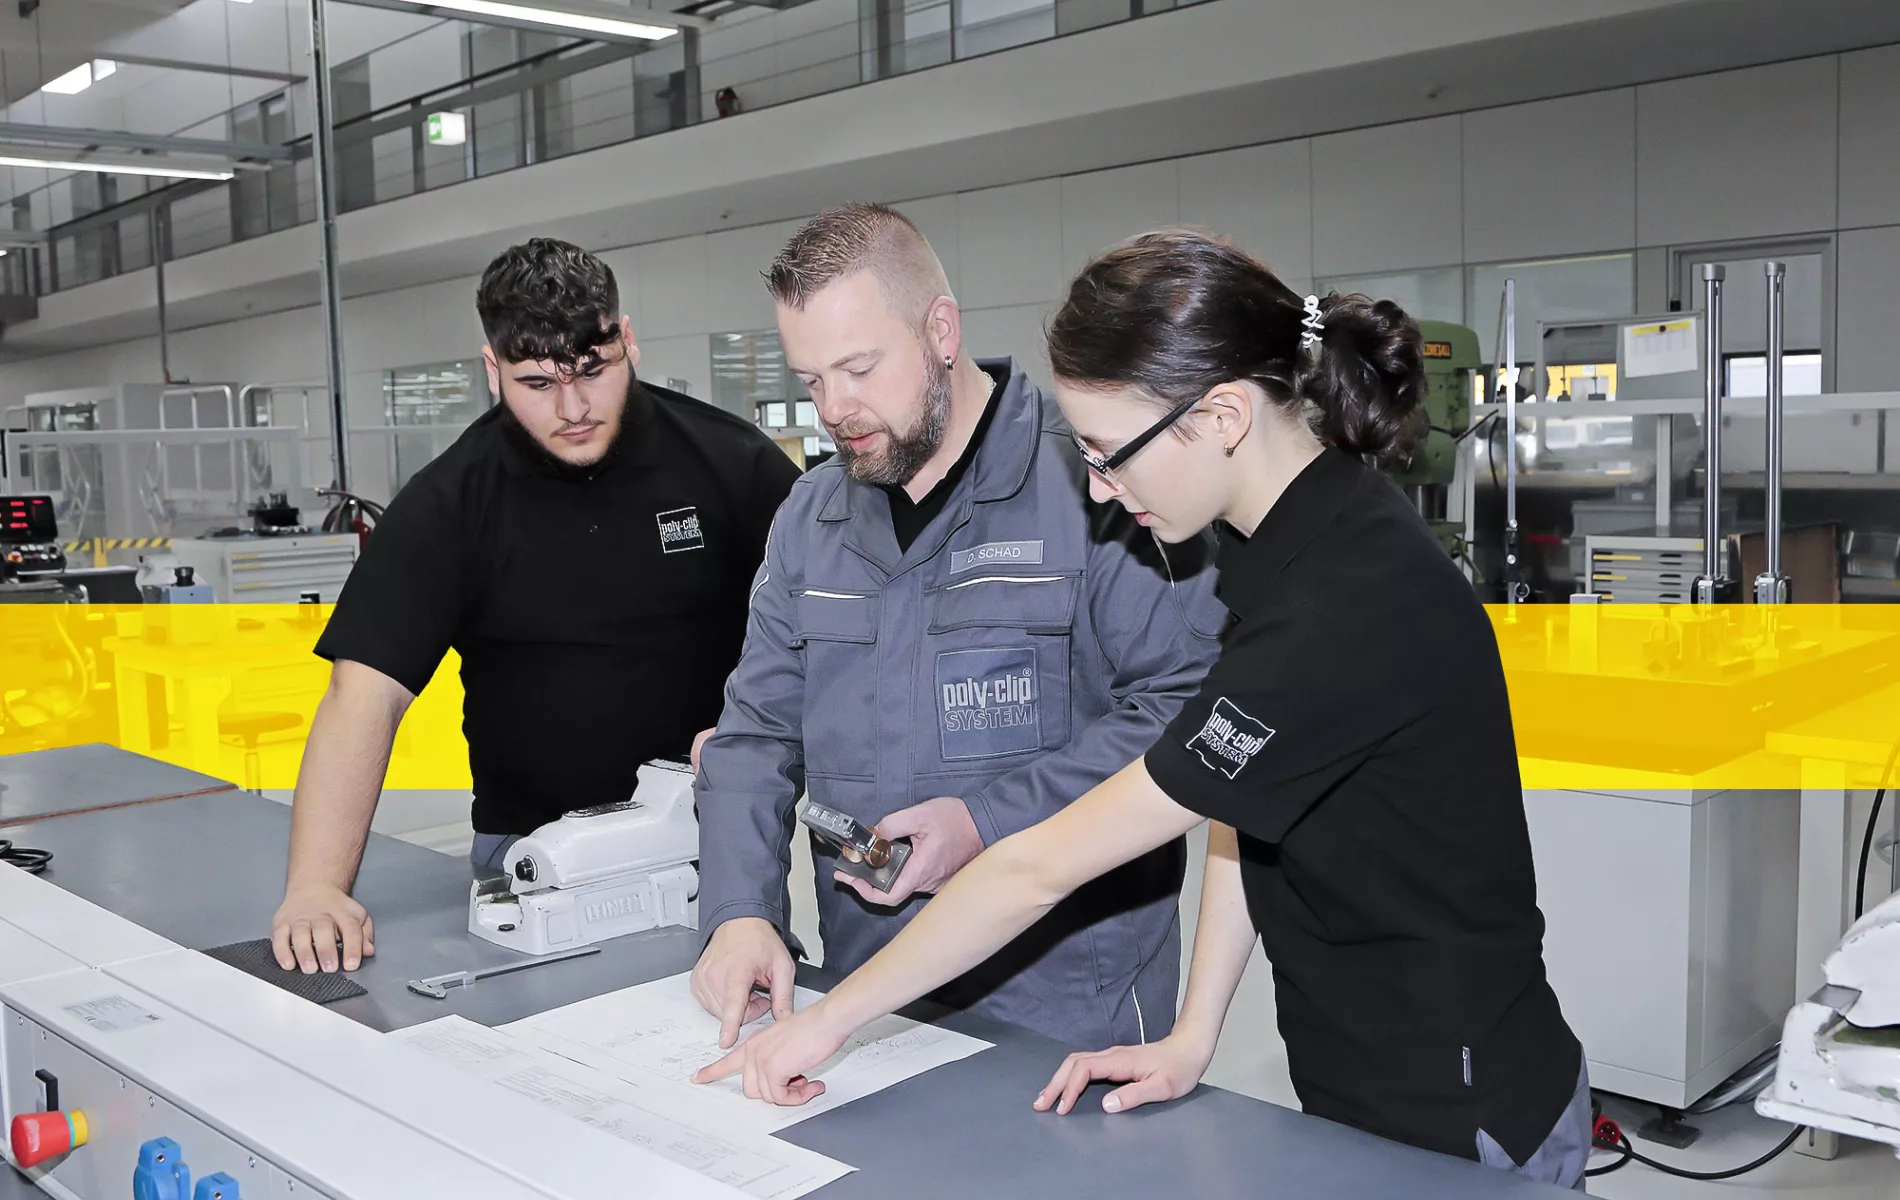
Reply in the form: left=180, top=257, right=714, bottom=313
left=497, top=375, right=633, bottom=481
left=832, top=350, right=953, bottom=487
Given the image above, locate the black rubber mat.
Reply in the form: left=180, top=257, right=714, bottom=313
left=201, top=938, right=368, bottom=1004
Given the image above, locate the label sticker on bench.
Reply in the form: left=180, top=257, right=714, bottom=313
left=63, top=995, right=163, bottom=1033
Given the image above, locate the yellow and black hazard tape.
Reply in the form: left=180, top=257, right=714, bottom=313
left=61, top=537, right=172, bottom=551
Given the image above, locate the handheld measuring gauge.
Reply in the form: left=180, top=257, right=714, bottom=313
left=800, top=802, right=913, bottom=893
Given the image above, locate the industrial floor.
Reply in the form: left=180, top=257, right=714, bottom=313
left=349, top=795, right=1900, bottom=1199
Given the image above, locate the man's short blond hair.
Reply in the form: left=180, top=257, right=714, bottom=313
left=764, top=203, right=954, bottom=327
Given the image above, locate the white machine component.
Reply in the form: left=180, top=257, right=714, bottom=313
left=161, top=532, right=357, bottom=604
left=1758, top=889, right=1900, bottom=1152
left=1526, top=785, right=1799, bottom=1109
left=469, top=761, right=700, bottom=955
left=0, top=862, right=746, bottom=1199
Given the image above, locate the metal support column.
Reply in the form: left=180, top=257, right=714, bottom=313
left=681, top=27, right=702, bottom=126
left=1500, top=278, right=1530, bottom=604
left=150, top=206, right=173, bottom=385
left=308, top=0, right=351, bottom=491
left=1693, top=264, right=1732, bottom=603
left=1756, top=260, right=1791, bottom=604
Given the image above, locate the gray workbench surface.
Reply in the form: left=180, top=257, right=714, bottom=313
left=4, top=786, right=1571, bottom=1199
left=0, top=744, right=234, bottom=829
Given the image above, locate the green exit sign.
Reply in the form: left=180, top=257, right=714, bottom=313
left=425, top=112, right=467, bottom=146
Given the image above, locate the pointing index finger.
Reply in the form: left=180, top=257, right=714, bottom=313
left=693, top=1046, right=745, bottom=1085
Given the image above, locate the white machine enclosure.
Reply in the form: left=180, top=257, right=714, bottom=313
left=1757, top=889, right=1900, bottom=1152
left=0, top=863, right=746, bottom=1200
left=1525, top=785, right=1799, bottom=1108
left=469, top=761, right=700, bottom=955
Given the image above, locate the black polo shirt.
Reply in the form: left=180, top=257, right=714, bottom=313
left=316, top=381, right=801, bottom=835
left=1144, top=447, right=1580, bottom=1166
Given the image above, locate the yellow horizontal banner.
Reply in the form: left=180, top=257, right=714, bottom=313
left=0, top=604, right=1896, bottom=794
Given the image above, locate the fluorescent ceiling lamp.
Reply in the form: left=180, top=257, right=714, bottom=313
left=0, top=151, right=233, bottom=181
left=41, top=60, right=116, bottom=96
left=41, top=64, right=95, bottom=95
left=407, top=0, right=675, bottom=39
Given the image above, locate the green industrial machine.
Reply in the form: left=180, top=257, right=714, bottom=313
left=1386, top=319, right=1480, bottom=564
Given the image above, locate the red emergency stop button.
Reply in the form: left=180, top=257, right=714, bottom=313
left=10, top=1110, right=88, bottom=1168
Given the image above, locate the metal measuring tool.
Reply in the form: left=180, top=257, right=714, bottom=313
left=801, top=801, right=912, bottom=893
left=406, top=944, right=601, bottom=999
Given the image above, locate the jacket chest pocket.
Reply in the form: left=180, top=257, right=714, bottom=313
left=924, top=573, right=1078, bottom=765
left=792, top=589, right=880, bottom=779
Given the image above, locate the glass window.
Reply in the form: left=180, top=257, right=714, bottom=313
left=1467, top=254, right=1635, bottom=367
left=383, top=360, right=492, bottom=490
left=713, top=329, right=831, bottom=462
left=959, top=0, right=1053, bottom=57
left=1316, top=267, right=1466, bottom=327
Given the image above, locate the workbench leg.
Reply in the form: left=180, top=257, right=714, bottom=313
left=177, top=677, right=234, bottom=781
left=1795, top=764, right=1852, bottom=1162
left=114, top=664, right=151, bottom=754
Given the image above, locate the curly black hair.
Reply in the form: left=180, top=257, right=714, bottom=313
left=476, top=238, right=621, bottom=368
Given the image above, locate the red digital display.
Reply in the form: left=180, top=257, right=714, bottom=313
left=0, top=495, right=55, bottom=542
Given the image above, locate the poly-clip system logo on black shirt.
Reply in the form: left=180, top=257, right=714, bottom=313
left=1186, top=697, right=1275, bottom=779
left=656, top=506, right=705, bottom=553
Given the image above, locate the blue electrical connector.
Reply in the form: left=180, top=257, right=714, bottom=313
left=132, top=1137, right=191, bottom=1200
left=193, top=1173, right=241, bottom=1200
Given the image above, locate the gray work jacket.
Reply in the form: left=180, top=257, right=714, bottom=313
left=695, top=359, right=1224, bottom=1049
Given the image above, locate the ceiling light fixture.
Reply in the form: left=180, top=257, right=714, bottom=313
left=384, top=0, right=676, bottom=40
left=0, top=152, right=234, bottom=181
left=40, top=60, right=116, bottom=96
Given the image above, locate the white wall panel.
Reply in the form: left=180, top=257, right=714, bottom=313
left=1058, top=160, right=1179, bottom=280
left=1312, top=116, right=1461, bottom=276
left=633, top=235, right=711, bottom=338
left=1635, top=57, right=1838, bottom=245
left=1464, top=89, right=1635, bottom=262
left=1177, top=140, right=1312, bottom=283
left=1839, top=46, right=1900, bottom=230
left=1834, top=225, right=1900, bottom=393
left=959, top=303, right=1052, bottom=386
left=894, top=194, right=962, bottom=298
left=957, top=179, right=1064, bottom=310
left=704, top=220, right=800, bottom=333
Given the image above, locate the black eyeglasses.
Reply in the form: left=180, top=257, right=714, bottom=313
left=1070, top=396, right=1202, bottom=486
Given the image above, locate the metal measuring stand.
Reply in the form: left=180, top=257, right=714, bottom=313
left=1693, top=264, right=1738, bottom=604
left=1755, top=260, right=1792, bottom=605
left=1499, top=278, right=1532, bottom=605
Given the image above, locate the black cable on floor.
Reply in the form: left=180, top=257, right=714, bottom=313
left=0, top=838, right=52, bottom=874
left=1589, top=1124, right=1806, bottom=1182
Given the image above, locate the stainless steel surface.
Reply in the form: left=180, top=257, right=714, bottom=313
left=1504, top=278, right=1518, bottom=532
left=151, top=207, right=171, bottom=385
left=1756, top=260, right=1790, bottom=605
left=0, top=745, right=235, bottom=828
left=407, top=945, right=603, bottom=999
left=1695, top=264, right=1728, bottom=603
left=307, top=0, right=351, bottom=492
left=1, top=767, right=1575, bottom=1198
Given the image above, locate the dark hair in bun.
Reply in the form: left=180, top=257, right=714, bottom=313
left=1045, top=229, right=1426, bottom=467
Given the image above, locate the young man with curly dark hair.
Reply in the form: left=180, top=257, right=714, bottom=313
left=271, top=238, right=800, bottom=974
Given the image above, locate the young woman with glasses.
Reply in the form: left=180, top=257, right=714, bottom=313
left=697, top=229, right=1591, bottom=1190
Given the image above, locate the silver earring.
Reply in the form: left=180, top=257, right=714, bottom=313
left=1223, top=444, right=1235, bottom=458
left=944, top=355, right=954, bottom=367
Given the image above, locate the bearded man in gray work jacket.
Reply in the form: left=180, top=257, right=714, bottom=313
left=690, top=203, right=1225, bottom=1052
